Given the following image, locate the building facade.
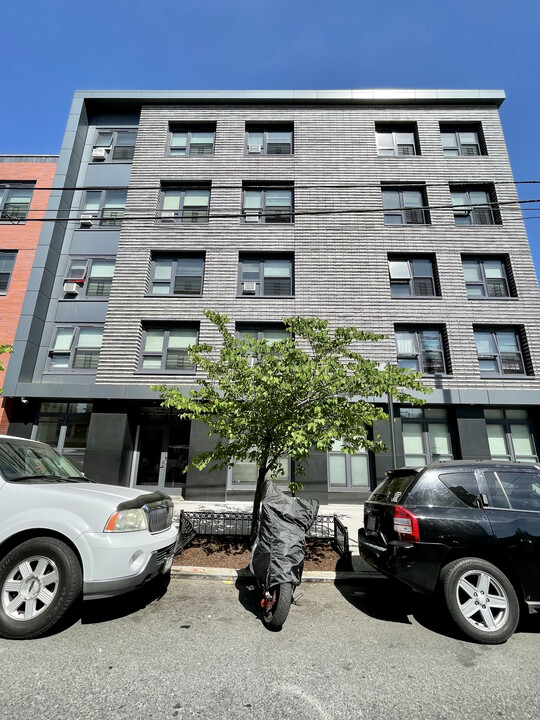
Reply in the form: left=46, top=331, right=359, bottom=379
left=0, top=156, right=57, bottom=432
left=4, top=89, right=540, bottom=502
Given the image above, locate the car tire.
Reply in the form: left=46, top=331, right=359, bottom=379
left=441, top=557, right=519, bottom=644
left=262, top=582, right=293, bottom=630
left=0, top=537, right=82, bottom=640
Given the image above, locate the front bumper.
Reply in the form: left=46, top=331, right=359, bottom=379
left=81, top=524, right=179, bottom=600
left=358, top=528, right=448, bottom=594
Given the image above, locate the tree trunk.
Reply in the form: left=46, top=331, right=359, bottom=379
left=249, top=465, right=267, bottom=546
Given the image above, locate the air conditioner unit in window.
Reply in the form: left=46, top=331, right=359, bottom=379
left=161, top=210, right=177, bottom=221
left=63, top=282, right=80, bottom=294
left=248, top=144, right=262, bottom=154
left=244, top=211, right=260, bottom=223
left=242, top=281, right=257, bottom=294
left=80, top=213, right=95, bottom=227
left=92, top=147, right=109, bottom=160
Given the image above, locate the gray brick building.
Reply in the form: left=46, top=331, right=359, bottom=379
left=4, top=89, right=540, bottom=502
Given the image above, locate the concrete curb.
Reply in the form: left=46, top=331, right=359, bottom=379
left=171, top=565, right=383, bottom=583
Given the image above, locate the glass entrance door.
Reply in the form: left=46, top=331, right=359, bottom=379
left=133, top=409, right=190, bottom=494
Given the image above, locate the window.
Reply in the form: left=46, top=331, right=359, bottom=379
left=228, top=455, right=290, bottom=489
left=451, top=186, right=498, bottom=225
left=140, top=326, right=198, bottom=373
left=32, top=402, right=93, bottom=472
left=169, top=125, right=215, bottom=157
left=238, top=256, right=293, bottom=297
left=236, top=324, right=290, bottom=343
left=242, top=186, right=293, bottom=224
left=376, top=124, right=418, bottom=156
left=440, top=124, right=485, bottom=157
left=64, top=258, right=115, bottom=298
left=382, top=187, right=428, bottom=225
left=485, top=409, right=538, bottom=464
left=462, top=257, right=511, bottom=298
left=483, top=469, right=540, bottom=511
left=388, top=256, right=437, bottom=297
left=245, top=125, right=293, bottom=155
left=150, top=256, right=204, bottom=296
left=328, top=439, right=370, bottom=490
left=92, top=130, right=137, bottom=162
left=474, top=328, right=527, bottom=376
left=80, top=190, right=127, bottom=227
left=48, top=326, right=103, bottom=372
left=395, top=327, right=448, bottom=374
left=161, top=187, right=210, bottom=223
left=400, top=407, right=453, bottom=465
left=0, top=251, right=17, bottom=294
left=0, top=184, right=34, bottom=222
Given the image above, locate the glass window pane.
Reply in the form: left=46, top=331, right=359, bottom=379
left=168, top=329, right=197, bottom=349
left=152, top=283, right=170, bottom=295
left=424, top=408, right=447, bottom=419
left=263, top=329, right=288, bottom=344
left=462, top=260, right=482, bottom=282
left=396, top=330, right=416, bottom=355
left=267, top=131, right=291, bottom=144
left=441, top=133, right=458, bottom=149
left=78, top=328, right=102, bottom=348
left=66, top=260, right=87, bottom=280
left=329, top=455, right=347, bottom=487
left=241, top=260, right=260, bottom=280
left=487, top=425, right=508, bottom=457
left=382, top=191, right=400, bottom=209
left=95, top=132, right=113, bottom=147
left=154, top=258, right=173, bottom=280
left=467, top=285, right=486, bottom=298
left=506, top=409, right=528, bottom=420
left=484, top=260, right=504, bottom=278
left=232, top=460, right=258, bottom=486
left=90, top=260, right=114, bottom=278
left=103, top=191, right=126, bottom=208
left=53, top=328, right=74, bottom=351
left=183, top=190, right=209, bottom=207
left=451, top=192, right=469, bottom=208
left=496, top=332, right=519, bottom=352
left=475, top=332, right=497, bottom=355
left=116, top=131, right=136, bottom=146
left=163, top=191, right=182, bottom=210
left=264, top=260, right=291, bottom=278
left=145, top=329, right=164, bottom=352
left=177, top=258, right=203, bottom=276
left=411, top=259, right=432, bottom=277
left=377, top=133, right=395, bottom=150
left=511, top=425, right=537, bottom=459
left=190, top=132, right=213, bottom=145
left=429, top=423, right=452, bottom=456
left=171, top=132, right=188, bottom=148
left=402, top=191, right=421, bottom=208
left=459, top=132, right=478, bottom=145
left=35, top=417, right=63, bottom=446
left=485, top=409, right=504, bottom=419
left=350, top=455, right=370, bottom=487
left=142, top=356, right=162, bottom=370
left=50, top=354, right=70, bottom=369
left=266, top=190, right=291, bottom=207
left=398, top=358, right=419, bottom=371
left=402, top=424, right=424, bottom=455
left=396, top=132, right=414, bottom=146
left=247, top=132, right=264, bottom=146
left=388, top=261, right=410, bottom=279
left=244, top=191, right=262, bottom=210
left=469, top=191, right=489, bottom=206
left=83, top=192, right=101, bottom=212
left=40, top=402, right=68, bottom=413
left=420, top=330, right=442, bottom=352
left=400, top=408, right=423, bottom=419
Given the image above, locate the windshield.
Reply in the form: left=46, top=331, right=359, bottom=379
left=0, top=437, right=84, bottom=483
left=369, top=470, right=419, bottom=503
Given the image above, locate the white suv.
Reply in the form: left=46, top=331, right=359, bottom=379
left=0, top=435, right=179, bottom=639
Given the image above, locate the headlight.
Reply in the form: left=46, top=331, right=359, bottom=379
left=104, top=508, right=148, bottom=532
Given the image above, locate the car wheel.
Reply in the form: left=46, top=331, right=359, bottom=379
left=441, top=557, right=519, bottom=644
left=0, top=538, right=82, bottom=640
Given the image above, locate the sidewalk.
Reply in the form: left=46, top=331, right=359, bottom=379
left=172, top=497, right=379, bottom=577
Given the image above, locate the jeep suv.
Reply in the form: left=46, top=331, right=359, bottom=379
left=358, top=461, right=540, bottom=644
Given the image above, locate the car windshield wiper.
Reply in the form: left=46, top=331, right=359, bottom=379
left=8, top=474, right=87, bottom=483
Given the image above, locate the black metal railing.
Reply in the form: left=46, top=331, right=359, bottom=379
left=175, top=510, right=350, bottom=558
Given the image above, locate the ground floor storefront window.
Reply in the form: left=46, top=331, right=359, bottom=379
left=401, top=407, right=453, bottom=465
left=32, top=402, right=92, bottom=472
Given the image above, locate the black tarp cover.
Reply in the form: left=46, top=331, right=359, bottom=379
left=250, top=480, right=319, bottom=588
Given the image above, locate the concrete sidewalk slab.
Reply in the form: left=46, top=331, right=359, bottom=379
left=171, top=565, right=383, bottom=583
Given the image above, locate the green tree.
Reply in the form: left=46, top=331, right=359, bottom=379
left=0, top=345, right=13, bottom=395
left=154, top=311, right=430, bottom=543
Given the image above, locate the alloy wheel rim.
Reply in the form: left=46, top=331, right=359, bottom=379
left=1, top=555, right=59, bottom=622
left=455, top=569, right=509, bottom=633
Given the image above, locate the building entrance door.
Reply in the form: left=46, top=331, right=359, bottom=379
left=132, top=409, right=190, bottom=495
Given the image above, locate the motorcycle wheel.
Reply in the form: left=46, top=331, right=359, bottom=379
left=263, top=583, right=293, bottom=630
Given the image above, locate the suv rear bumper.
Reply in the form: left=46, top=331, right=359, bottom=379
left=358, top=528, right=449, bottom=594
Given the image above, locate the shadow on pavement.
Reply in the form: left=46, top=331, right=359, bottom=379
left=235, top=574, right=261, bottom=620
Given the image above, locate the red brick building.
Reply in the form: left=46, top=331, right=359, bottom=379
left=0, top=156, right=57, bottom=432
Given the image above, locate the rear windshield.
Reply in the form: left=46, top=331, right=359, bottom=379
left=0, top=438, right=84, bottom=483
left=369, top=471, right=419, bottom=504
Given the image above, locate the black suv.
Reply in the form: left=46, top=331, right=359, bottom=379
left=358, top=461, right=540, bottom=643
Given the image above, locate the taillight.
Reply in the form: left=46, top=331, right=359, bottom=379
left=393, top=505, right=420, bottom=543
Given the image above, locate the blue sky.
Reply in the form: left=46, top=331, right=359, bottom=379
left=2, top=0, right=540, bottom=273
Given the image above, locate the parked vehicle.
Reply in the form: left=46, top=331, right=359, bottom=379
left=250, top=480, right=319, bottom=629
left=0, top=435, right=178, bottom=640
left=358, top=461, right=540, bottom=644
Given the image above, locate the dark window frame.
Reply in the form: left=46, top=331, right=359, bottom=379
left=484, top=409, right=539, bottom=464
left=245, top=124, right=294, bottom=156
left=168, top=124, right=216, bottom=157
left=462, top=256, right=513, bottom=299
left=242, top=185, right=294, bottom=224
left=0, top=250, right=17, bottom=294
left=375, top=123, right=419, bottom=157
left=149, top=254, right=205, bottom=296
left=139, top=324, right=199, bottom=374
left=160, top=185, right=211, bottom=224
left=382, top=186, right=429, bottom=225
left=400, top=407, right=455, bottom=464
left=62, top=257, right=115, bottom=299
left=237, top=255, right=294, bottom=297
left=0, top=183, right=34, bottom=223
left=395, top=325, right=449, bottom=375
left=450, top=185, right=500, bottom=226
left=235, top=323, right=290, bottom=343
left=46, top=325, right=103, bottom=373
left=80, top=189, right=127, bottom=228
left=92, top=129, right=138, bottom=163
left=440, top=123, right=486, bottom=157
left=474, top=327, right=529, bottom=377
left=388, top=254, right=438, bottom=298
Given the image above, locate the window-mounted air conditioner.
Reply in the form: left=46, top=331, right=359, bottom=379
left=248, top=145, right=262, bottom=154
left=92, top=147, right=109, bottom=160
left=80, top=213, right=95, bottom=227
left=63, top=282, right=80, bottom=294
left=242, top=281, right=257, bottom=294
left=244, top=211, right=260, bottom=223
left=161, top=210, right=177, bottom=221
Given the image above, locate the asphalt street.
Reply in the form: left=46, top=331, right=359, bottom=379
left=1, top=576, right=539, bottom=720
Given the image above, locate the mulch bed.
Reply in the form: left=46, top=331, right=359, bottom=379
left=174, top=536, right=345, bottom=572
